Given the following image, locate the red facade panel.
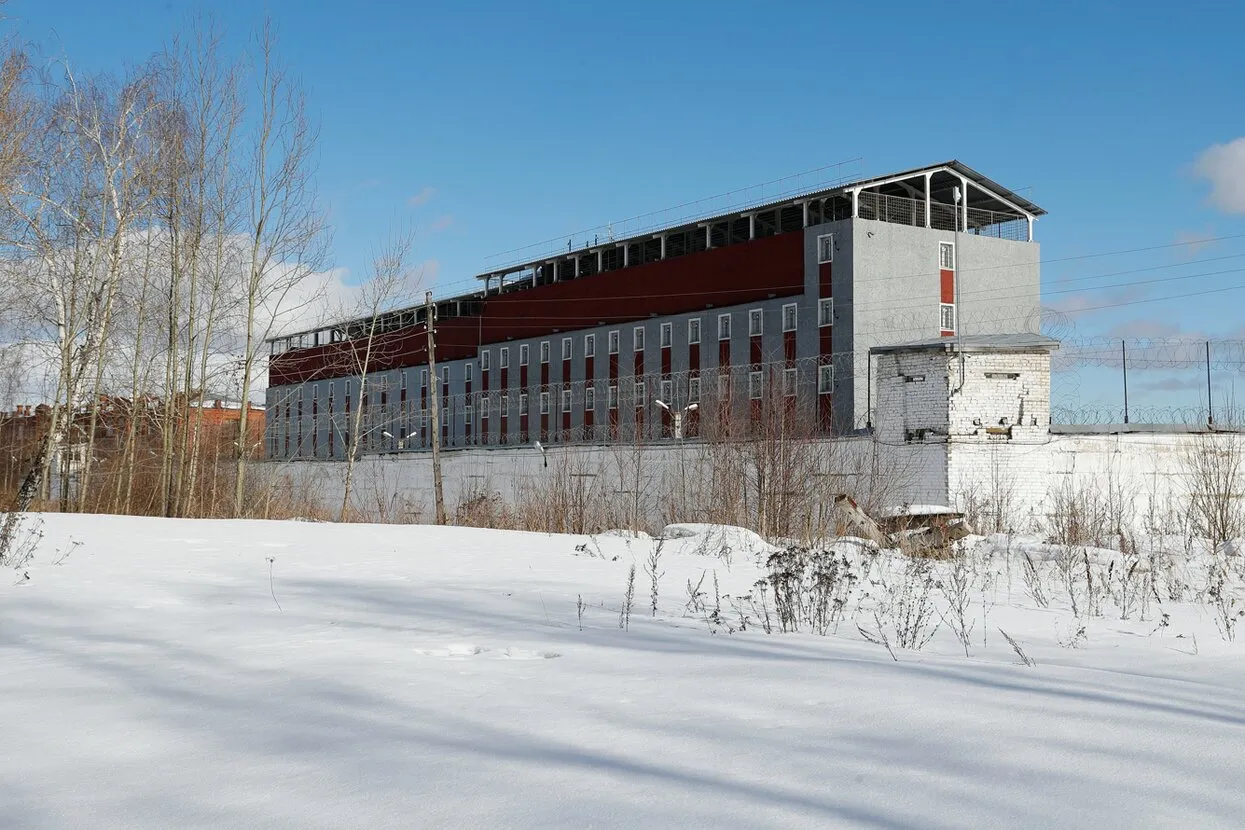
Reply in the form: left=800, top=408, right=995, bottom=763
left=269, top=233, right=805, bottom=387
left=940, top=269, right=955, bottom=304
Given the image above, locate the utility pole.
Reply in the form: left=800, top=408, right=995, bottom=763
left=426, top=291, right=446, bottom=524
left=1207, top=340, right=1214, bottom=427
left=1122, top=339, right=1129, bottom=424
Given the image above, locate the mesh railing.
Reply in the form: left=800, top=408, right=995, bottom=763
left=858, top=192, right=1029, bottom=240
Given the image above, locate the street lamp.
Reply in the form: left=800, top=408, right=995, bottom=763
left=653, top=399, right=698, bottom=440
left=381, top=429, right=414, bottom=450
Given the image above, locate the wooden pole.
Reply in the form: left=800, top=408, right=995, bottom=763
left=426, top=291, right=446, bottom=524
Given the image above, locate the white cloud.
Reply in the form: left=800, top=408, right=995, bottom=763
left=407, top=186, right=437, bottom=207
left=1194, top=137, right=1245, bottom=214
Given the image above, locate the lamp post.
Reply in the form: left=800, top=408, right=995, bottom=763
left=381, top=429, right=414, bottom=451
left=654, top=399, right=698, bottom=440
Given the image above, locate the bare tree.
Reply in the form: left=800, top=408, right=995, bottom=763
left=337, top=227, right=419, bottom=522
left=1183, top=431, right=1244, bottom=552
left=232, top=19, right=328, bottom=517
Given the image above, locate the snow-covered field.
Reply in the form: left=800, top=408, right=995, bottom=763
left=2, top=513, right=1244, bottom=829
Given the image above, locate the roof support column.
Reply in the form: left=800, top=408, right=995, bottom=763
left=574, top=255, right=580, bottom=278
left=659, top=234, right=666, bottom=259
left=802, top=200, right=809, bottom=228
left=1027, top=216, right=1034, bottom=242
left=748, top=214, right=756, bottom=239
left=924, top=172, right=932, bottom=229
left=850, top=189, right=858, bottom=219
left=959, top=175, right=969, bottom=232
left=623, top=245, right=629, bottom=267
left=597, top=249, right=602, bottom=271
left=705, top=224, right=712, bottom=250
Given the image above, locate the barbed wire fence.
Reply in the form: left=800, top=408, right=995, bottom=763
left=1052, top=337, right=1245, bottom=426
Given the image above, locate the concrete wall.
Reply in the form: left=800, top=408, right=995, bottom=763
left=847, top=220, right=1040, bottom=429
left=269, top=436, right=949, bottom=531
left=945, top=430, right=1236, bottom=535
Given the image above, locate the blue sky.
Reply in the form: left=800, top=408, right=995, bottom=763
left=10, top=0, right=1245, bottom=416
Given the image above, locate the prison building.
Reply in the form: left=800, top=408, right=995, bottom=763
left=264, top=161, right=1044, bottom=460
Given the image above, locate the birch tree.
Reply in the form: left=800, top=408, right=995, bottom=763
left=233, top=20, right=328, bottom=517
left=338, top=228, right=418, bottom=521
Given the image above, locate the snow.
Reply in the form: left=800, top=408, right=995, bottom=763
left=2, top=513, right=1243, bottom=828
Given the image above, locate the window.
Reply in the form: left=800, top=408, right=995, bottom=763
left=500, top=347, right=509, bottom=369
left=608, top=330, right=620, bottom=354
left=465, top=402, right=473, bottom=424
left=441, top=408, right=448, bottom=427
left=519, top=344, right=529, bottom=366
left=660, top=322, right=672, bottom=348
left=783, top=367, right=797, bottom=397
left=519, top=392, right=528, bottom=413
left=441, top=367, right=449, bottom=389
left=501, top=393, right=510, bottom=413
left=562, top=337, right=572, bottom=361
left=540, top=341, right=550, bottom=363
left=688, top=376, right=701, bottom=402
left=718, top=314, right=731, bottom=340
left=608, top=385, right=618, bottom=409
left=585, top=386, right=595, bottom=410
left=633, top=326, right=645, bottom=351
left=940, top=241, right=955, bottom=270
left=634, top=380, right=646, bottom=406
left=465, top=363, right=473, bottom=383
left=940, top=303, right=956, bottom=332
left=584, top=334, right=595, bottom=358
left=782, top=303, right=798, bottom=332
left=748, top=309, right=763, bottom=337
left=688, top=318, right=701, bottom=345
left=749, top=371, right=763, bottom=400
left=817, top=233, right=834, bottom=264
left=561, top=389, right=572, bottom=413
left=481, top=350, right=490, bottom=371
left=539, top=391, right=550, bottom=415
left=660, top=379, right=673, bottom=405
left=420, top=369, right=427, bottom=387
left=818, top=364, right=834, bottom=394
left=819, top=298, right=834, bottom=327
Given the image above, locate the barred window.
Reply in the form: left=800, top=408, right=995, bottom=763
left=782, top=303, right=798, bottom=332
left=940, top=303, right=956, bottom=332
left=819, top=298, right=833, bottom=327
left=817, top=233, right=834, bottom=264
left=748, top=371, right=762, bottom=400
left=818, top=364, right=834, bottom=395
left=940, top=242, right=955, bottom=270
